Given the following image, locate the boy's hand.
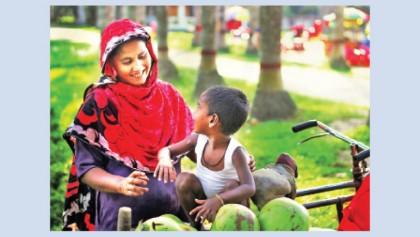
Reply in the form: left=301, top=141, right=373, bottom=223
left=154, top=148, right=176, bottom=183
left=189, top=198, right=223, bottom=223
left=248, top=155, right=256, bottom=172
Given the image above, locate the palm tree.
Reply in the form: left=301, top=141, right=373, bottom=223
left=251, top=6, right=296, bottom=121
left=104, top=6, right=116, bottom=27
left=76, top=6, right=86, bottom=25
left=156, top=6, right=178, bottom=81
left=133, top=6, right=147, bottom=25
left=86, top=6, right=97, bottom=26
left=329, top=6, right=350, bottom=71
left=194, top=6, right=224, bottom=98
left=245, top=6, right=259, bottom=54
left=216, top=6, right=228, bottom=51
left=192, top=6, right=202, bottom=47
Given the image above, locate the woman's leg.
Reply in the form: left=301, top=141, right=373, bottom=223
left=175, top=172, right=206, bottom=229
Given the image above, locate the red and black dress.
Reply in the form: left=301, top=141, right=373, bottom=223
left=62, top=19, right=194, bottom=231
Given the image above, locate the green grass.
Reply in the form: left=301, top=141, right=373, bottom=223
left=50, top=35, right=369, bottom=231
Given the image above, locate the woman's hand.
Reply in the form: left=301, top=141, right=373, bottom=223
left=189, top=198, right=223, bottom=223
left=154, top=147, right=176, bottom=183
left=248, top=155, right=256, bottom=172
left=119, top=171, right=149, bottom=197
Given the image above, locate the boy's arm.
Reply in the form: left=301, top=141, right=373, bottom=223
left=154, top=133, right=198, bottom=182
left=190, top=147, right=256, bottom=222
left=218, top=147, right=256, bottom=203
left=164, top=132, right=198, bottom=158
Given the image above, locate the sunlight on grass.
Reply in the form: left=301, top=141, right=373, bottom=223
left=168, top=31, right=195, bottom=50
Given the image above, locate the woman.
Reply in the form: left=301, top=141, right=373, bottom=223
left=62, top=18, right=195, bottom=231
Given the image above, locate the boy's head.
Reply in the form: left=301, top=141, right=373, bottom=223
left=199, top=85, right=249, bottom=135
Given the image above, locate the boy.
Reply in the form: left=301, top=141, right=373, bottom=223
left=154, top=85, right=255, bottom=229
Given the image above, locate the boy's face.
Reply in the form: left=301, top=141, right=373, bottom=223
left=193, top=95, right=213, bottom=133
left=110, top=39, right=152, bottom=86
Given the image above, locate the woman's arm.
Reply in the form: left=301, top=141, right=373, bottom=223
left=75, top=140, right=149, bottom=196
left=81, top=168, right=149, bottom=196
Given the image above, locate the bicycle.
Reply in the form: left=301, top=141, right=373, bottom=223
left=291, top=120, right=370, bottom=225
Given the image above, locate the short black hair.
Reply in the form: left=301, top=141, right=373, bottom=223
left=202, top=85, right=249, bottom=135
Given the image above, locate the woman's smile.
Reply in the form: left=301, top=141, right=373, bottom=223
left=110, top=39, right=152, bottom=86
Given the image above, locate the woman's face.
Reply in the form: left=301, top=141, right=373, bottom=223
left=110, top=39, right=152, bottom=86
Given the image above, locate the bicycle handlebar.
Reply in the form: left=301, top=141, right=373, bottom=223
left=292, top=120, right=370, bottom=150
left=292, top=120, right=318, bottom=133
left=354, top=149, right=370, bottom=161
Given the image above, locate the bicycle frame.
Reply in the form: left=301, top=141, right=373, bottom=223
left=292, top=120, right=370, bottom=223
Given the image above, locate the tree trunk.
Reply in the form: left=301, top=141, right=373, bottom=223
left=96, top=6, right=106, bottom=29
left=251, top=6, right=296, bottom=121
left=86, top=6, right=97, bottom=26
left=104, top=6, right=116, bottom=27
left=216, top=6, right=228, bottom=51
left=156, top=6, right=178, bottom=81
left=192, top=6, right=202, bottom=47
left=133, top=6, right=147, bottom=25
left=245, top=6, right=259, bottom=54
left=76, top=6, right=86, bottom=25
left=367, top=109, right=370, bottom=127
left=329, top=6, right=350, bottom=71
left=116, top=6, right=129, bottom=19
left=194, top=6, right=224, bottom=98
left=51, top=6, right=61, bottom=24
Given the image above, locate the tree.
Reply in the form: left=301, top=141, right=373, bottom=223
left=133, top=6, right=147, bottom=25
left=194, top=6, right=224, bottom=98
left=245, top=6, right=259, bottom=54
left=86, top=6, right=97, bottom=26
left=192, top=6, right=202, bottom=47
left=251, top=6, right=296, bottom=121
left=328, top=6, right=350, bottom=71
left=104, top=6, right=116, bottom=27
left=216, top=6, right=228, bottom=51
left=76, top=6, right=86, bottom=25
left=156, top=6, right=179, bottom=81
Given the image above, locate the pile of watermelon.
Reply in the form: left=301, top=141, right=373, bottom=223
left=136, top=197, right=310, bottom=231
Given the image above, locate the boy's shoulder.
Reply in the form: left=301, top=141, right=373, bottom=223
left=229, top=138, right=249, bottom=161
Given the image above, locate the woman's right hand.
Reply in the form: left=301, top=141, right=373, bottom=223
left=119, top=171, right=149, bottom=197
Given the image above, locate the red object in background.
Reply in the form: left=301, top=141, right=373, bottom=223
left=304, top=20, right=324, bottom=39
left=293, top=38, right=305, bottom=51
left=291, top=24, right=305, bottom=37
left=337, top=174, right=370, bottom=231
left=323, top=40, right=370, bottom=67
left=226, top=19, right=242, bottom=30
left=196, top=24, right=202, bottom=32
left=313, top=20, right=323, bottom=35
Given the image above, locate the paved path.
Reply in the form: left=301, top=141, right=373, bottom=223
left=169, top=43, right=370, bottom=107
left=50, top=27, right=370, bottom=107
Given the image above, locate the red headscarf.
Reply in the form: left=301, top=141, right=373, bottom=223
left=65, top=18, right=194, bottom=172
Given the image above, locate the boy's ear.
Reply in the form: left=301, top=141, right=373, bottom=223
left=209, top=114, right=219, bottom=128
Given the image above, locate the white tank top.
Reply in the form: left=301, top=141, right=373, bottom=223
left=195, top=134, right=249, bottom=198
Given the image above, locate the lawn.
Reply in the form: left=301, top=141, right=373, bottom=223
left=50, top=31, right=369, bottom=230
